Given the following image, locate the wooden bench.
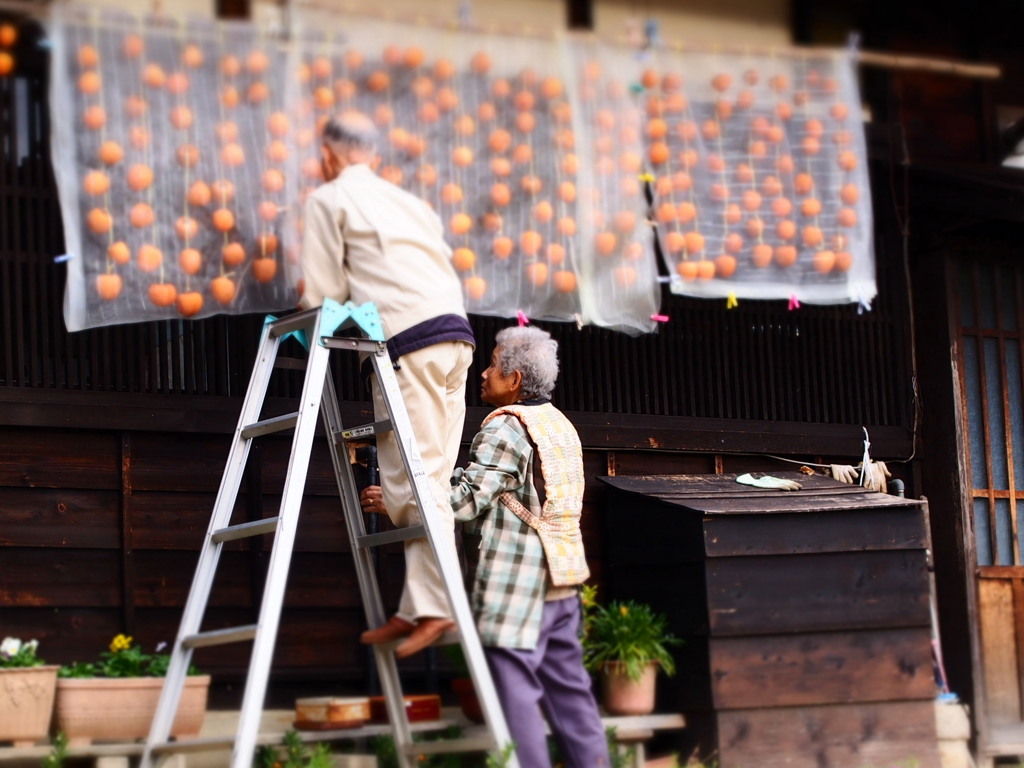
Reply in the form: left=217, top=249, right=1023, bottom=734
left=0, top=709, right=685, bottom=767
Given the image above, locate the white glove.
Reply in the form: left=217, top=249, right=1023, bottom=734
left=736, top=473, right=802, bottom=491
left=860, top=460, right=891, bottom=494
left=831, top=464, right=858, bottom=484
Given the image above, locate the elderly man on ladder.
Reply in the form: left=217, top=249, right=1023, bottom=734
left=299, top=110, right=475, bottom=658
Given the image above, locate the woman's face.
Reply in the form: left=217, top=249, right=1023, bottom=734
left=481, top=345, right=521, bottom=407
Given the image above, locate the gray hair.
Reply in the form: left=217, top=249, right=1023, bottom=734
left=322, top=111, right=378, bottom=155
left=495, top=326, right=559, bottom=400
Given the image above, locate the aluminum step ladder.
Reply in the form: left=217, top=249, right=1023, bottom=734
left=140, top=298, right=518, bottom=768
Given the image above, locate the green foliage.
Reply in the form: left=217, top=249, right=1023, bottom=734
left=0, top=637, right=46, bottom=668
left=253, top=732, right=334, bottom=768
left=42, top=731, right=69, bottom=768
left=580, top=585, right=682, bottom=682
left=57, top=634, right=200, bottom=678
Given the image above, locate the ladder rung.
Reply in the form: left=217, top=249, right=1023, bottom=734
left=403, top=735, right=497, bottom=755
left=212, top=517, right=280, bottom=543
left=337, top=419, right=393, bottom=442
left=357, top=525, right=426, bottom=548
left=183, top=624, right=258, bottom=649
left=274, top=357, right=308, bottom=370
left=321, top=336, right=385, bottom=354
left=268, top=309, right=319, bottom=337
left=241, top=412, right=299, bottom=438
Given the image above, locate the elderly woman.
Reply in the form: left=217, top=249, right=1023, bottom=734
left=449, top=326, right=609, bottom=768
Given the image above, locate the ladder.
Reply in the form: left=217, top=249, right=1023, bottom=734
left=141, top=298, right=519, bottom=768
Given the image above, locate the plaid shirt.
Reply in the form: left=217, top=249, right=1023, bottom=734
left=451, top=410, right=552, bottom=649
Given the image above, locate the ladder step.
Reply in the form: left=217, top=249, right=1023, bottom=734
left=274, top=357, right=308, bottom=371
left=356, top=525, right=426, bottom=548
left=336, top=419, right=393, bottom=442
left=212, top=517, right=280, bottom=543
left=403, top=735, right=497, bottom=755
left=183, top=625, right=258, bottom=649
left=241, top=412, right=299, bottom=438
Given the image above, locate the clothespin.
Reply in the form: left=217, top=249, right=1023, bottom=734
left=788, top=294, right=800, bottom=311
left=657, top=275, right=673, bottom=284
left=650, top=313, right=669, bottom=323
left=638, top=172, right=654, bottom=184
left=54, top=253, right=73, bottom=263
left=574, top=313, right=584, bottom=330
left=859, top=426, right=872, bottom=487
left=644, top=18, right=661, bottom=49
left=457, top=1, right=472, bottom=29
left=726, top=292, right=738, bottom=309
left=856, top=293, right=873, bottom=315
left=516, top=310, right=529, bottom=326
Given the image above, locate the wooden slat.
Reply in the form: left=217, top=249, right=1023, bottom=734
left=0, top=429, right=119, bottom=488
left=717, top=700, right=940, bottom=768
left=0, top=487, right=121, bottom=547
left=709, top=627, right=936, bottom=709
left=706, top=550, right=931, bottom=635
left=703, top=507, right=928, bottom=556
left=979, top=577, right=1021, bottom=723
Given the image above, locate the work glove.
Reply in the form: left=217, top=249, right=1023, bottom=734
left=860, top=460, right=891, bottom=494
left=736, top=473, right=802, bottom=491
left=830, top=464, right=858, bottom=484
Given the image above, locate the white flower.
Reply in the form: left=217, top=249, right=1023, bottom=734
left=0, top=637, right=22, bottom=659
left=155, top=642, right=167, bottom=653
left=24, top=640, right=38, bottom=653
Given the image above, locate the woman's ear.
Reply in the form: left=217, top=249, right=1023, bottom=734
left=511, top=369, right=524, bottom=392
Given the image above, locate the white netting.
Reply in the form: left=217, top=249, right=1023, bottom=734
left=51, top=6, right=874, bottom=334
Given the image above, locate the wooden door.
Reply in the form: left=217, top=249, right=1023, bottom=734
left=956, top=258, right=1024, bottom=754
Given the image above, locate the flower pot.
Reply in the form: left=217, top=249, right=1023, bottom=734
left=451, top=677, right=484, bottom=724
left=599, top=662, right=657, bottom=716
left=0, top=666, right=59, bottom=746
left=53, top=675, right=211, bottom=746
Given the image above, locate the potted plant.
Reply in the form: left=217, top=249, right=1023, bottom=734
left=53, top=633, right=210, bottom=745
left=580, top=586, right=682, bottom=716
left=0, top=636, right=59, bottom=746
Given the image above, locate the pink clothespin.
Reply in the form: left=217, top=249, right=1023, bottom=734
left=650, top=313, right=669, bottom=323
left=788, top=294, right=800, bottom=311
left=516, top=310, right=530, bottom=326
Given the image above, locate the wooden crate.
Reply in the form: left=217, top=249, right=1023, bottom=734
left=600, top=472, right=941, bottom=768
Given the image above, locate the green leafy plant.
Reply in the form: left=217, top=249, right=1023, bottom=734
left=0, top=636, right=46, bottom=668
left=42, top=731, right=69, bottom=768
left=253, top=731, right=334, bottom=768
left=580, top=585, right=682, bottom=682
left=57, top=634, right=200, bottom=678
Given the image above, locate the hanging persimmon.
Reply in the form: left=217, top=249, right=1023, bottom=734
left=677, top=260, right=698, bottom=280
left=86, top=207, right=112, bottom=235
left=557, top=217, right=577, bottom=237
left=553, top=270, right=577, bottom=293
left=82, top=170, right=110, bottom=196
left=127, top=164, right=154, bottom=192
left=83, top=105, right=106, bottom=130
left=107, top=241, right=130, bottom=264
left=130, top=202, right=155, bottom=228
left=98, top=140, right=124, bottom=165
left=210, top=276, right=237, bottom=304
left=464, top=276, right=487, bottom=300
left=179, top=248, right=202, bottom=274
left=449, top=213, right=472, bottom=236
left=452, top=248, right=476, bottom=272
left=492, top=236, right=514, bottom=259
left=533, top=201, right=554, bottom=223
left=751, top=243, right=773, bottom=268
left=175, top=292, right=203, bottom=317
left=525, top=262, right=549, bottom=286
left=212, top=208, right=236, bottom=232
left=222, top=242, right=245, bottom=266
left=148, top=283, right=177, bottom=307
left=95, top=273, right=122, bottom=301
left=714, top=254, right=737, bottom=278
left=812, top=250, right=836, bottom=273
left=520, top=231, right=543, bottom=256
left=137, top=245, right=163, bottom=272
left=252, top=258, right=277, bottom=283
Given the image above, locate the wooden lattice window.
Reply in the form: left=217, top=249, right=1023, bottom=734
left=957, top=259, right=1024, bottom=565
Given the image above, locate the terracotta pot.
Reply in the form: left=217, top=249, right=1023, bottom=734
left=53, top=675, right=211, bottom=746
left=451, top=677, right=484, bottom=724
left=599, top=662, right=657, bottom=716
left=0, top=666, right=59, bottom=746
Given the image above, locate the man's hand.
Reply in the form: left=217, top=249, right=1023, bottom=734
left=360, top=485, right=387, bottom=514
left=736, top=473, right=802, bottom=491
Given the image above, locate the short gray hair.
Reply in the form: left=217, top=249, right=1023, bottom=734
left=322, top=111, right=378, bottom=155
left=495, top=326, right=559, bottom=401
